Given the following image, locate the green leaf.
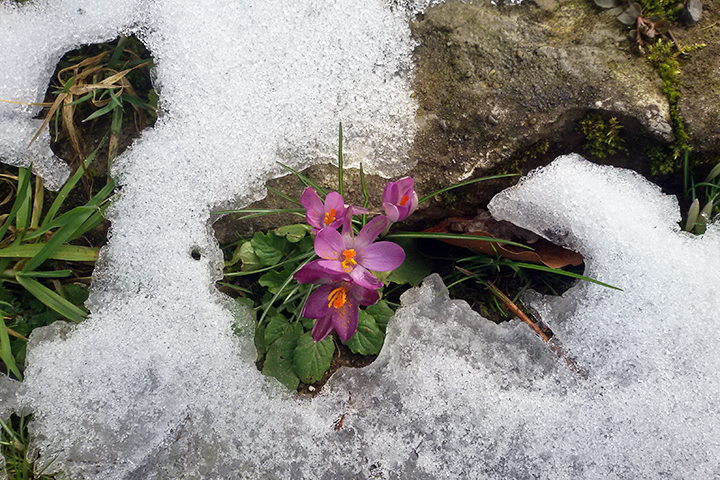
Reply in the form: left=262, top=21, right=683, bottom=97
left=0, top=315, right=23, bottom=380
left=386, top=238, right=433, bottom=287
left=293, top=332, right=334, bottom=384
left=64, top=283, right=89, bottom=306
left=345, top=310, right=384, bottom=355
left=254, top=321, right=266, bottom=362
left=300, top=316, right=315, bottom=330
left=21, top=207, right=95, bottom=273
left=264, top=314, right=293, bottom=346
left=0, top=166, right=31, bottom=242
left=259, top=269, right=292, bottom=295
left=274, top=224, right=310, bottom=243
left=251, top=232, right=288, bottom=266
left=364, top=300, right=394, bottom=333
left=0, top=244, right=99, bottom=262
left=15, top=275, right=87, bottom=324
left=16, top=270, right=71, bottom=278
left=262, top=321, right=302, bottom=390
left=238, top=241, right=263, bottom=272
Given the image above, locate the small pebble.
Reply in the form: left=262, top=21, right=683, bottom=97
left=682, top=0, right=702, bottom=26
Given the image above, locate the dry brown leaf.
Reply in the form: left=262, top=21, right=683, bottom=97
left=424, top=212, right=583, bottom=269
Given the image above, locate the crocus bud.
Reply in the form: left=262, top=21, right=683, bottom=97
left=382, top=177, right=418, bottom=222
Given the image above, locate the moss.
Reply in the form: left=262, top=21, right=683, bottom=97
left=578, top=113, right=626, bottom=159
left=645, top=39, right=705, bottom=175
left=638, top=0, right=685, bottom=20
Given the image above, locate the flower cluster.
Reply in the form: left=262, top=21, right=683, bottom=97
left=294, top=178, right=418, bottom=342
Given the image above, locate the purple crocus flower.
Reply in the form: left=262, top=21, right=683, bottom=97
left=302, top=279, right=380, bottom=342
left=301, top=187, right=345, bottom=232
left=310, top=213, right=405, bottom=291
left=382, top=177, right=418, bottom=223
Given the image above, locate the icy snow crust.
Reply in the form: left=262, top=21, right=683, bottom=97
left=2, top=0, right=720, bottom=477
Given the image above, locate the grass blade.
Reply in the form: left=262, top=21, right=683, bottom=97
left=338, top=122, right=344, bottom=197
left=0, top=314, right=23, bottom=380
left=266, top=186, right=303, bottom=206
left=21, top=208, right=95, bottom=273
left=496, top=260, right=622, bottom=290
left=15, top=270, right=72, bottom=278
left=15, top=275, right=87, bottom=323
left=0, top=167, right=31, bottom=241
left=0, top=244, right=99, bottom=262
left=14, top=167, right=32, bottom=239
left=43, top=136, right=107, bottom=226
left=277, top=162, right=327, bottom=197
left=418, top=173, right=519, bottom=204
left=384, top=231, right=532, bottom=250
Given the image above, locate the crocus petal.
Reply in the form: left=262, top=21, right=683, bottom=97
left=324, top=192, right=345, bottom=214
left=349, top=283, right=380, bottom=306
left=349, top=265, right=383, bottom=290
left=341, top=206, right=354, bottom=246
left=395, top=176, right=415, bottom=194
left=323, top=192, right=346, bottom=229
left=301, top=187, right=325, bottom=228
left=357, top=241, right=405, bottom=272
left=303, top=285, right=336, bottom=320
left=408, top=191, right=419, bottom=213
left=350, top=205, right=369, bottom=214
left=314, top=228, right=345, bottom=260
left=316, top=259, right=348, bottom=275
left=311, top=313, right=335, bottom=342
left=294, top=260, right=350, bottom=285
left=354, top=215, right=388, bottom=250
left=383, top=181, right=399, bottom=205
left=332, top=298, right=359, bottom=342
left=382, top=202, right=401, bottom=223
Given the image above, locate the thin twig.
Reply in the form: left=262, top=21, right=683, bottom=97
left=485, top=280, right=586, bottom=378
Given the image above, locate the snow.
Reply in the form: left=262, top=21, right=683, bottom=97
left=2, top=0, right=719, bottom=478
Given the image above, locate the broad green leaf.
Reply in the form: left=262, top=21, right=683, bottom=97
left=386, top=238, right=433, bottom=287
left=251, top=232, right=287, bottom=266
left=259, top=269, right=292, bottom=295
left=64, top=283, right=89, bottom=306
left=300, top=316, right=315, bottom=331
left=345, top=310, right=384, bottom=355
left=0, top=244, right=99, bottom=262
left=365, top=300, right=394, bottom=333
left=254, top=321, right=266, bottom=361
left=15, top=275, right=87, bottom=324
left=0, top=315, right=22, bottom=380
left=264, top=314, right=293, bottom=346
left=293, top=331, right=334, bottom=384
left=238, top=241, right=263, bottom=272
left=274, top=224, right=310, bottom=243
left=262, top=321, right=302, bottom=390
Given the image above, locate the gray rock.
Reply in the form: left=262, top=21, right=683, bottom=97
left=217, top=0, right=720, bottom=239
left=682, top=0, right=703, bottom=26
left=407, top=0, right=672, bottom=191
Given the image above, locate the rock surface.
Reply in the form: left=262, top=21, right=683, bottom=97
left=407, top=0, right=673, bottom=191
left=674, top=0, right=720, bottom=154
left=217, top=0, right=701, bottom=239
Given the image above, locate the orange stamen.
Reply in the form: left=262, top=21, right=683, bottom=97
left=324, top=209, right=336, bottom=226
left=399, top=194, right=410, bottom=206
left=341, top=249, right=357, bottom=271
left=327, top=286, right=348, bottom=309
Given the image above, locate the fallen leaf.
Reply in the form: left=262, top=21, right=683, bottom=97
left=424, top=211, right=583, bottom=269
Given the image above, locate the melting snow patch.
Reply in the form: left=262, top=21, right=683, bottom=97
left=2, top=0, right=719, bottom=476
